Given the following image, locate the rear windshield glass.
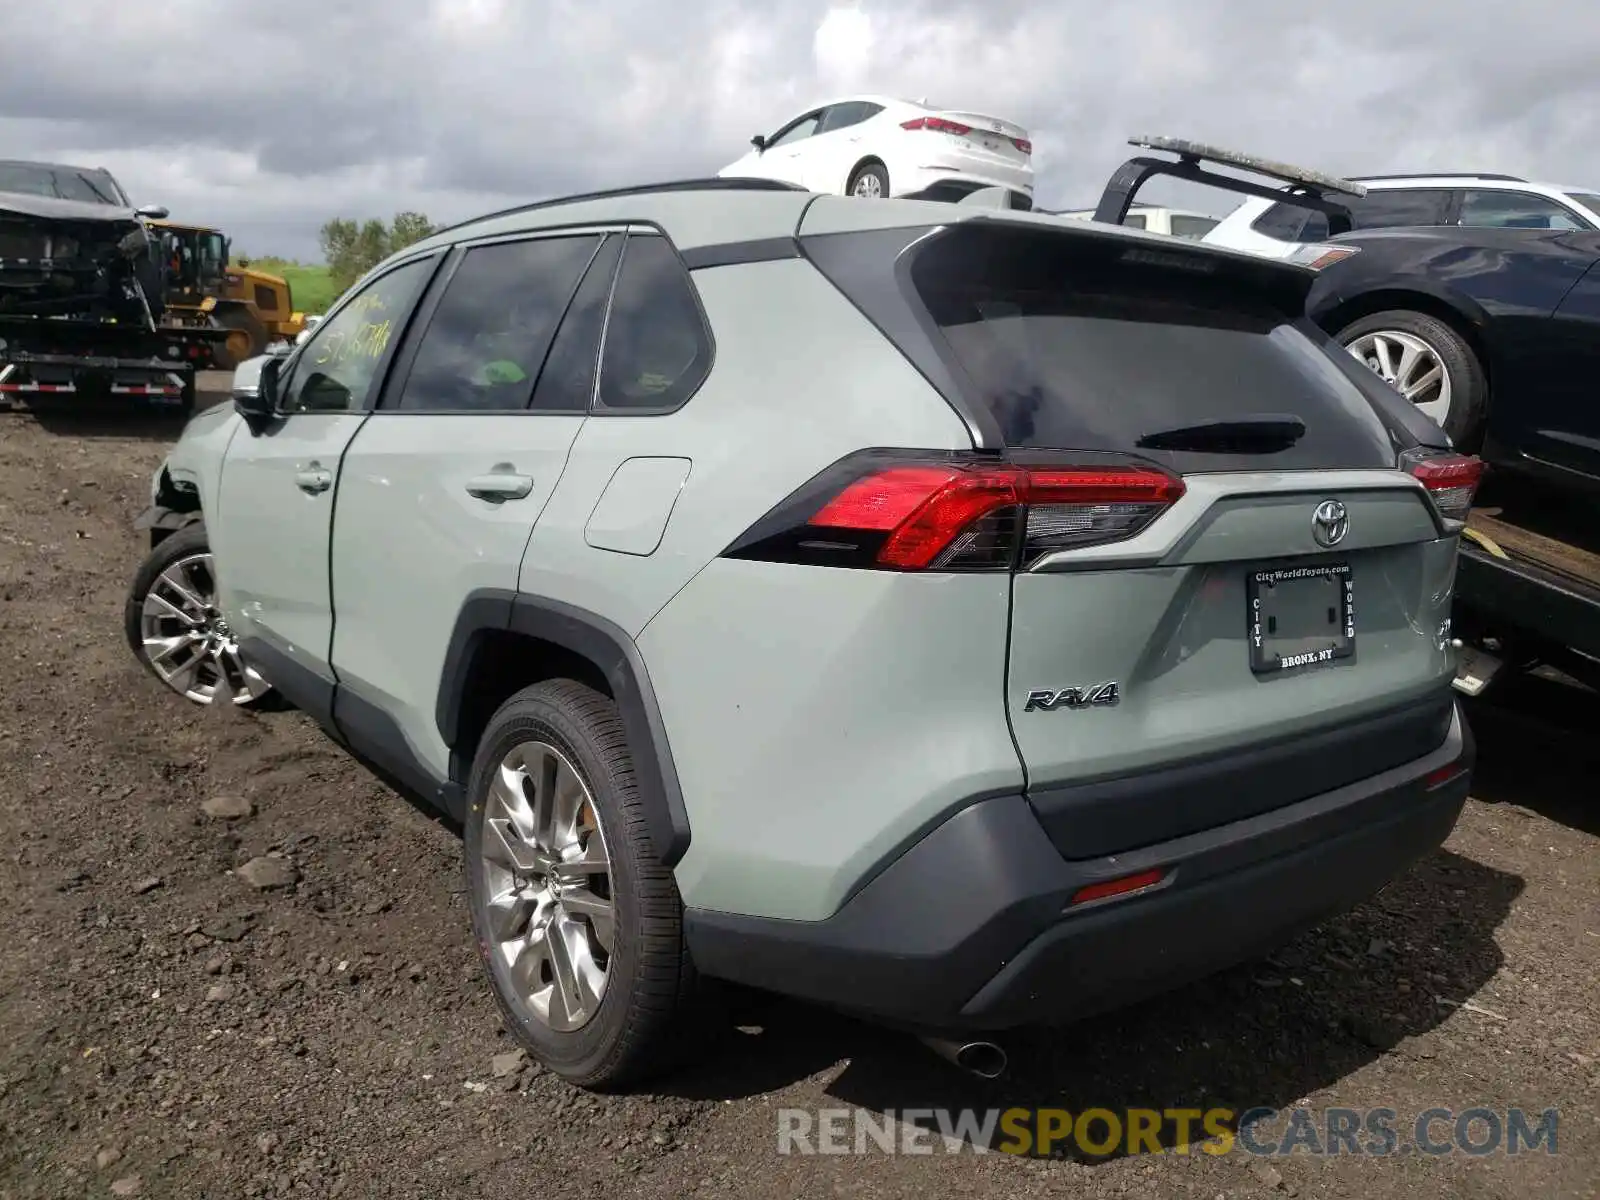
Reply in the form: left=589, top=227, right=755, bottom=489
left=1565, top=193, right=1600, bottom=225
left=906, top=223, right=1403, bottom=471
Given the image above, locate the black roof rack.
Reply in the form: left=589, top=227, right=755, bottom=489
left=428, top=177, right=810, bottom=240
left=1351, top=172, right=1527, bottom=183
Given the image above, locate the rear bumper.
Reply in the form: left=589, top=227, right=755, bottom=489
left=683, top=698, right=1473, bottom=1032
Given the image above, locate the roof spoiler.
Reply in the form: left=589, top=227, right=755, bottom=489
left=1092, top=135, right=1367, bottom=235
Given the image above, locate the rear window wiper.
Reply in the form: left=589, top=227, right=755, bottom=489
left=1135, top=413, right=1306, bottom=452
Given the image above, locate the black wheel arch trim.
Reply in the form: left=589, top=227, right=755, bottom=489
left=846, top=157, right=888, bottom=189
left=1311, top=281, right=1495, bottom=349
left=436, top=589, right=692, bottom=867
left=133, top=502, right=201, bottom=540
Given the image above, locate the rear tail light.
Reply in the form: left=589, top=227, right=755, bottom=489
left=1285, top=243, right=1359, bottom=270
left=723, top=452, right=1185, bottom=572
left=1400, top=448, right=1483, bottom=527
left=901, top=116, right=972, bottom=137
left=1012, top=137, right=1033, bottom=155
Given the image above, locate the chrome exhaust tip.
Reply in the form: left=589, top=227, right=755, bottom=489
left=916, top=1034, right=1008, bottom=1079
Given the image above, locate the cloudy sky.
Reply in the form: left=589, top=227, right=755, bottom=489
left=4, top=0, right=1597, bottom=261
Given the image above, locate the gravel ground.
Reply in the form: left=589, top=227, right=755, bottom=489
left=1, top=382, right=1596, bottom=1199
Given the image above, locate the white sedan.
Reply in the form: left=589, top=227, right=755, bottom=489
left=718, top=94, right=1034, bottom=207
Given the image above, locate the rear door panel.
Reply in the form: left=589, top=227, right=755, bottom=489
left=328, top=231, right=620, bottom=781
left=1512, top=251, right=1600, bottom=477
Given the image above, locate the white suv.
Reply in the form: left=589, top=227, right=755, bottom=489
left=1048, top=204, right=1219, bottom=239
left=1204, top=173, right=1600, bottom=256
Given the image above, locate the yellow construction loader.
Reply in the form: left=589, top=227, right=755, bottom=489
left=147, top=219, right=306, bottom=368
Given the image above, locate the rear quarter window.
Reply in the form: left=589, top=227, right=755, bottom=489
left=594, top=234, right=712, bottom=414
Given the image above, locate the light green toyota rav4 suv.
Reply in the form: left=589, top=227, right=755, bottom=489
left=126, top=176, right=1479, bottom=1088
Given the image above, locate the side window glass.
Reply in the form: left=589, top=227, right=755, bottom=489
left=279, top=257, right=433, bottom=414
left=1170, top=214, right=1218, bottom=239
left=395, top=234, right=602, bottom=411
left=767, top=113, right=821, bottom=148
left=1458, top=190, right=1585, bottom=231
left=818, top=101, right=879, bottom=133
left=1122, top=213, right=1148, bottom=230
left=815, top=104, right=849, bottom=134
left=1251, top=201, right=1314, bottom=241
left=528, top=235, right=623, bottom=413
left=595, top=235, right=711, bottom=413
left=1346, top=188, right=1452, bottom=229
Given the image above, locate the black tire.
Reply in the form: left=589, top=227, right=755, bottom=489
left=211, top=308, right=269, bottom=371
left=123, top=521, right=278, bottom=708
left=846, top=160, right=890, bottom=199
left=1336, top=309, right=1488, bottom=450
left=463, top=679, right=706, bottom=1089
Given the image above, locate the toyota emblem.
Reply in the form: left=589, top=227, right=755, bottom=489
left=1312, top=499, right=1349, bottom=548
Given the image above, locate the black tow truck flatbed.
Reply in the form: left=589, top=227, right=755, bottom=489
left=1453, top=504, right=1600, bottom=695
left=1086, top=135, right=1600, bottom=698
left=0, top=311, right=226, bottom=414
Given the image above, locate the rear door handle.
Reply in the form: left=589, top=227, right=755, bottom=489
left=295, top=463, right=333, bottom=494
left=465, top=468, right=534, bottom=501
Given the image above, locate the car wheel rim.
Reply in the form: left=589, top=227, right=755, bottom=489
left=1345, top=330, right=1453, bottom=426
left=479, top=740, right=615, bottom=1033
left=139, top=552, right=271, bottom=706
left=853, top=174, right=883, bottom=198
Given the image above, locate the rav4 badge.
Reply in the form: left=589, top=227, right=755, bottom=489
left=1024, top=683, right=1121, bottom=712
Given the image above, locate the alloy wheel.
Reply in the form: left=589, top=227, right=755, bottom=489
left=852, top=173, right=883, bottom=198
left=139, top=552, right=270, bottom=705
left=1345, top=329, right=1453, bottom=426
left=479, top=740, right=616, bottom=1032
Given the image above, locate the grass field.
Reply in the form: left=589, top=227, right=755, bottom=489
left=244, top=258, right=339, bottom=315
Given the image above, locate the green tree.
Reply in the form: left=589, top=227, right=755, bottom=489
left=352, top=218, right=390, bottom=277
left=390, top=211, right=436, bottom=251
left=318, top=212, right=436, bottom=293
left=318, top=217, right=363, bottom=293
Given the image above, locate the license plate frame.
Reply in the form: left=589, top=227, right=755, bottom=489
left=1247, top=561, right=1355, bottom=675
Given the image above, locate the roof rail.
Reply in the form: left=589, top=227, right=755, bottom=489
left=1351, top=172, right=1527, bottom=183
left=1092, top=135, right=1366, bottom=234
left=428, top=176, right=810, bottom=240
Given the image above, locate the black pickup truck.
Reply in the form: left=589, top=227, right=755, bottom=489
left=1089, top=136, right=1600, bottom=697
